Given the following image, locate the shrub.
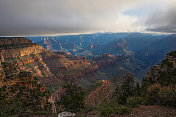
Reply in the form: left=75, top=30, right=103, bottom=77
left=101, top=106, right=114, bottom=116
left=146, top=84, right=161, bottom=105
left=101, top=105, right=131, bottom=116
left=146, top=84, right=176, bottom=106
left=34, top=111, right=50, bottom=115
left=120, top=105, right=131, bottom=114
left=158, top=86, right=176, bottom=106
left=99, top=101, right=131, bottom=116
left=127, top=97, right=144, bottom=108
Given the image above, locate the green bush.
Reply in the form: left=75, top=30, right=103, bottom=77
left=127, top=97, right=144, bottom=108
left=34, top=111, right=50, bottom=115
left=99, top=101, right=131, bottom=116
left=146, top=84, right=176, bottom=106
left=101, top=106, right=114, bottom=116
left=101, top=105, right=131, bottom=116
left=120, top=105, right=131, bottom=114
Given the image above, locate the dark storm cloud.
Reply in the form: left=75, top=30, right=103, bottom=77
left=0, top=0, right=151, bottom=36
left=0, top=0, right=99, bottom=35
left=145, top=1, right=176, bottom=33
left=0, top=0, right=174, bottom=35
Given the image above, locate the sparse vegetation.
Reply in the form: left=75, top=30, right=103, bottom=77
left=0, top=63, right=52, bottom=116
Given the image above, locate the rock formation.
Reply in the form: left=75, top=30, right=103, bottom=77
left=0, top=37, right=99, bottom=86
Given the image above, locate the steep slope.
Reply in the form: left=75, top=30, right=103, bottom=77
left=85, top=80, right=115, bottom=106
left=0, top=62, right=54, bottom=116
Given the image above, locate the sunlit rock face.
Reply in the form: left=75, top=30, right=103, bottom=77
left=0, top=37, right=98, bottom=81
left=0, top=37, right=46, bottom=58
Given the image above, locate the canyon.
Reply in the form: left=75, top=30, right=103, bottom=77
left=28, top=33, right=176, bottom=80
left=0, top=36, right=176, bottom=116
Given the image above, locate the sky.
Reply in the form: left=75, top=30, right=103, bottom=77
left=0, top=0, right=176, bottom=36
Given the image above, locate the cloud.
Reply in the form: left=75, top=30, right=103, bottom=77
left=0, top=0, right=175, bottom=35
left=144, top=0, right=176, bottom=33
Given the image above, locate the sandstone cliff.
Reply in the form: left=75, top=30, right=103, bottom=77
left=0, top=37, right=98, bottom=84
left=0, top=37, right=46, bottom=58
left=0, top=37, right=32, bottom=45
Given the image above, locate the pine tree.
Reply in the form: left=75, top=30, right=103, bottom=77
left=114, top=73, right=135, bottom=104
left=134, top=82, right=141, bottom=96
left=59, top=83, right=85, bottom=112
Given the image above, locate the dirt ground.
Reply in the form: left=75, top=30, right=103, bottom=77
left=34, top=105, right=176, bottom=117
left=113, top=105, right=176, bottom=117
